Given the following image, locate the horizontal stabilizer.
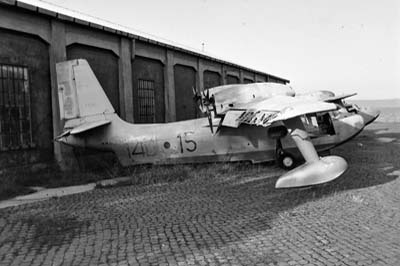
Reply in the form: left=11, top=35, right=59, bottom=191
left=70, top=119, right=111, bottom=135
left=56, top=119, right=111, bottom=140
left=55, top=130, right=71, bottom=140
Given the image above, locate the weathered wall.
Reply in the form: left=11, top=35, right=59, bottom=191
left=0, top=28, right=52, bottom=167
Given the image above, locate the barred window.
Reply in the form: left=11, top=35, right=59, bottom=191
left=0, top=64, right=33, bottom=151
left=137, top=79, right=155, bottom=123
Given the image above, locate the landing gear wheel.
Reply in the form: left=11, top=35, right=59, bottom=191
left=277, top=152, right=296, bottom=170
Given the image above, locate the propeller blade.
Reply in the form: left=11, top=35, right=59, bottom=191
left=207, top=110, right=214, bottom=133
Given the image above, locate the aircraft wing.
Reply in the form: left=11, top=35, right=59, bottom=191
left=324, top=92, right=357, bottom=103
left=221, top=95, right=347, bottom=189
left=221, top=95, right=338, bottom=128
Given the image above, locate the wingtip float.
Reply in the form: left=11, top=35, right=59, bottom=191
left=55, top=59, right=379, bottom=189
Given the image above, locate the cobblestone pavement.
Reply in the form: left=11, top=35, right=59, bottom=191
left=1, top=124, right=400, bottom=266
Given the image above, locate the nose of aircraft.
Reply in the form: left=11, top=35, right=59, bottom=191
left=358, top=106, right=380, bottom=126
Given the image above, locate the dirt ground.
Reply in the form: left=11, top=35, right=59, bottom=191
left=0, top=122, right=399, bottom=266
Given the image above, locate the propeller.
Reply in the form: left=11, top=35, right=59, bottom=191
left=192, top=87, right=203, bottom=109
left=192, top=87, right=217, bottom=133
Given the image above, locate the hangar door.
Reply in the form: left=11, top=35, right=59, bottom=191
left=203, top=70, right=221, bottom=89
left=174, top=65, right=197, bottom=121
left=0, top=29, right=52, bottom=166
left=244, top=78, right=254, bottom=84
left=132, top=57, right=165, bottom=123
left=227, top=75, right=240, bottom=85
left=67, top=44, right=120, bottom=114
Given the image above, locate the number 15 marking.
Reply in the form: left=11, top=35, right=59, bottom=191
left=177, top=132, right=197, bottom=153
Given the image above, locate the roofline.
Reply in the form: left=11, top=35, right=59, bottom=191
left=1, top=0, right=290, bottom=83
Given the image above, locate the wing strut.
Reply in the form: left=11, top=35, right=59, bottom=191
left=275, top=117, right=348, bottom=188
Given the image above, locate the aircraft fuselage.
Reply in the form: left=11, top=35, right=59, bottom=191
left=58, top=110, right=369, bottom=166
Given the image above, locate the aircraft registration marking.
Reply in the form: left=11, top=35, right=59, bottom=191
left=127, top=132, right=197, bottom=159
left=177, top=132, right=197, bottom=153
left=129, top=139, right=158, bottom=157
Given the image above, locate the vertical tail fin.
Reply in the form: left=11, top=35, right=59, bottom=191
left=56, top=59, right=114, bottom=120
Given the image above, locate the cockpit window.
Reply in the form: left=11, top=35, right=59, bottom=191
left=301, top=113, right=335, bottom=137
left=346, top=103, right=360, bottom=113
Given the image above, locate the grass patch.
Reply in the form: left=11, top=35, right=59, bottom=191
left=0, top=159, right=269, bottom=200
left=122, top=161, right=270, bottom=186
left=0, top=175, right=36, bottom=201
left=0, top=164, right=114, bottom=200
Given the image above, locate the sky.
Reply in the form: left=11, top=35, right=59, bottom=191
left=23, top=0, right=400, bottom=100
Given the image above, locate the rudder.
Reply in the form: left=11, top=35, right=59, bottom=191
left=56, top=59, right=115, bottom=120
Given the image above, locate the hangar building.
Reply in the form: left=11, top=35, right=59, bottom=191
left=0, top=0, right=289, bottom=170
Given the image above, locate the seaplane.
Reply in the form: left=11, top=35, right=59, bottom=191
left=55, top=59, right=379, bottom=188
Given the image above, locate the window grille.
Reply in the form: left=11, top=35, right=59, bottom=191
left=0, top=64, right=33, bottom=151
left=137, top=79, right=155, bottom=123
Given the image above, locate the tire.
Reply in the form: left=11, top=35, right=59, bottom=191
left=277, top=152, right=296, bottom=170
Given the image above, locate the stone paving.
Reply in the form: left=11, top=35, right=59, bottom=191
left=0, top=124, right=400, bottom=266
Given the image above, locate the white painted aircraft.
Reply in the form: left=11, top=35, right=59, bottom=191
left=56, top=59, right=379, bottom=188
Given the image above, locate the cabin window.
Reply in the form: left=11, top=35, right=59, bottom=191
left=0, top=64, right=33, bottom=151
left=301, top=113, right=335, bottom=137
left=137, top=79, right=155, bottom=123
